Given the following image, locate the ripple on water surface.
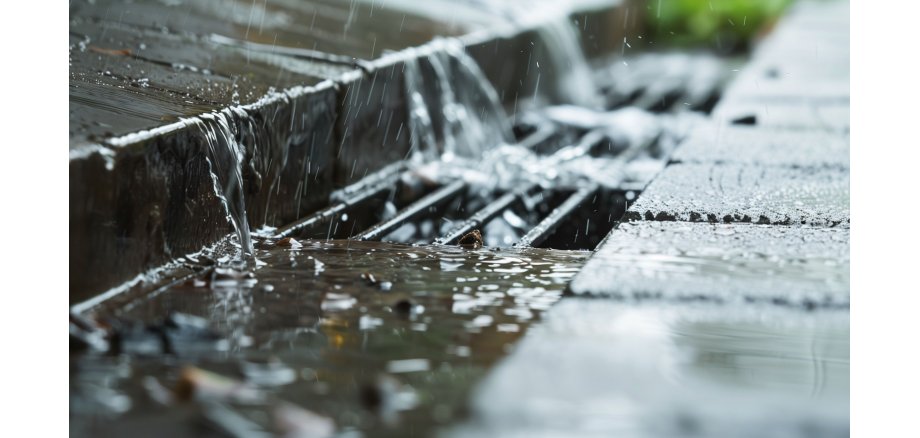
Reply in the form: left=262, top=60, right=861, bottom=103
left=70, top=239, right=589, bottom=437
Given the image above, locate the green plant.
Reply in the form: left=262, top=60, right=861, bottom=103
left=646, top=0, right=793, bottom=52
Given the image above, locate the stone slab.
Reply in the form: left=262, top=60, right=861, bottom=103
left=569, top=221, right=849, bottom=307
left=625, top=163, right=850, bottom=227
left=721, top=72, right=849, bottom=106
left=670, top=124, right=849, bottom=168
left=446, top=299, right=849, bottom=438
left=711, top=0, right=850, bottom=132
left=712, top=100, right=849, bottom=132
left=71, top=0, right=474, bottom=62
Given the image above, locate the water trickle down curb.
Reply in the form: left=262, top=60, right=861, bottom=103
left=197, top=110, right=254, bottom=258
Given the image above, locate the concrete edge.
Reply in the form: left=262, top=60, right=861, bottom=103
left=69, top=1, right=629, bottom=304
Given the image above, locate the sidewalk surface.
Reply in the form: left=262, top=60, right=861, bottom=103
left=448, top=1, right=850, bottom=436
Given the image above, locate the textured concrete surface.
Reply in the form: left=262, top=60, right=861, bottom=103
left=743, top=1, right=849, bottom=94
left=670, top=124, right=849, bottom=168
left=568, top=222, right=849, bottom=307
left=624, top=163, right=850, bottom=227
left=719, top=55, right=848, bottom=106
left=68, top=0, right=473, bottom=148
left=711, top=0, right=849, bottom=133
left=712, top=100, right=849, bottom=132
left=447, top=299, right=849, bottom=438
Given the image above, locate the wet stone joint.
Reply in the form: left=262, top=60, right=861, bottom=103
left=70, top=0, right=850, bottom=437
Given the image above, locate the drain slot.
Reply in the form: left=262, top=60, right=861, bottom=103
left=435, top=184, right=538, bottom=245
left=271, top=126, right=642, bottom=251
left=532, top=188, right=630, bottom=251
left=353, top=179, right=467, bottom=242
left=274, top=164, right=440, bottom=240
left=273, top=179, right=395, bottom=239
left=515, top=183, right=600, bottom=248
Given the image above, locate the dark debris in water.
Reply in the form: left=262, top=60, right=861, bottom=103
left=458, top=229, right=483, bottom=249
left=73, top=312, right=228, bottom=358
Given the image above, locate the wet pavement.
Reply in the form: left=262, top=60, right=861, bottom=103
left=712, top=101, right=850, bottom=133
left=451, top=1, right=849, bottom=436
left=71, top=239, right=589, bottom=437
left=68, top=0, right=476, bottom=146
left=625, top=163, right=850, bottom=227
left=70, top=0, right=850, bottom=436
left=569, top=221, right=849, bottom=308
left=670, top=124, right=849, bottom=168
left=447, top=299, right=848, bottom=438
left=711, top=0, right=849, bottom=134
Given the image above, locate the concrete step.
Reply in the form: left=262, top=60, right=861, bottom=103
left=624, top=163, right=850, bottom=227
left=69, top=0, right=632, bottom=302
left=670, top=124, right=849, bottom=168
left=568, top=221, right=849, bottom=308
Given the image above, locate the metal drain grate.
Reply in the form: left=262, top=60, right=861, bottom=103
left=269, top=52, right=729, bottom=251
left=271, top=125, right=637, bottom=251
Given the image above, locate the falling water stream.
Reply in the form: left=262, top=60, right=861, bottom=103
left=404, top=38, right=515, bottom=165
left=198, top=110, right=255, bottom=258
left=534, top=15, right=602, bottom=108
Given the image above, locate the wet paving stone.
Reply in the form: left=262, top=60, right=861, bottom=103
left=721, top=74, right=848, bottom=107
left=670, top=124, right=849, bottom=168
left=625, top=163, right=850, bottom=227
left=713, top=0, right=849, bottom=111
left=568, top=221, right=849, bottom=308
left=712, top=100, right=850, bottom=132
left=720, top=56, right=848, bottom=107
left=446, top=299, right=849, bottom=438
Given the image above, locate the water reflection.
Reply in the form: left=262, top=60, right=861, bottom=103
left=71, top=239, right=588, bottom=437
left=448, top=300, right=849, bottom=438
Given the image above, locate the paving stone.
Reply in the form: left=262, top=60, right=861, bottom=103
left=711, top=0, right=850, bottom=132
left=670, top=124, right=849, bottom=168
left=568, top=221, right=849, bottom=307
left=754, top=33, right=850, bottom=77
left=625, top=163, right=849, bottom=227
left=776, top=0, right=850, bottom=32
left=721, top=72, right=849, bottom=105
left=724, top=47, right=848, bottom=106
left=712, top=100, right=849, bottom=132
left=756, top=0, right=849, bottom=58
left=446, top=299, right=849, bottom=438
left=752, top=24, right=849, bottom=73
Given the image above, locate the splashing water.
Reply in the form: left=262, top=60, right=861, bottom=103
left=402, top=36, right=697, bottom=194
left=441, top=41, right=515, bottom=155
left=404, top=39, right=514, bottom=164
left=394, top=3, right=670, bottom=196
left=404, top=53, right=440, bottom=164
left=450, top=0, right=602, bottom=108
left=536, top=15, right=601, bottom=108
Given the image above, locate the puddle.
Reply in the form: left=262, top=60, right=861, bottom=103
left=70, top=239, right=589, bottom=437
left=447, top=299, right=849, bottom=438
